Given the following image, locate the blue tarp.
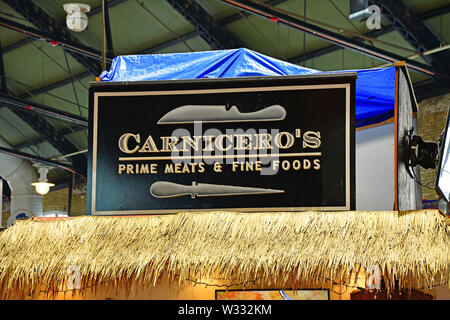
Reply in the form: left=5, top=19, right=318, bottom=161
left=100, top=48, right=396, bottom=127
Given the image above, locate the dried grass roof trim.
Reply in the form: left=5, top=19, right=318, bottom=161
left=0, top=210, right=448, bottom=298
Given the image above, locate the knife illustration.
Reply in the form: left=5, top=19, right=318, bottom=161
left=150, top=181, right=284, bottom=199
left=157, top=104, right=286, bottom=124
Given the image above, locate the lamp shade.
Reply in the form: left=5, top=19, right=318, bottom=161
left=31, top=182, right=55, bottom=195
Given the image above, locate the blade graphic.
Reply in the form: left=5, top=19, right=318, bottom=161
left=157, top=105, right=286, bottom=124
left=150, top=181, right=284, bottom=199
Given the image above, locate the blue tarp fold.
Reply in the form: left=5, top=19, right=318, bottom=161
left=100, top=48, right=395, bottom=127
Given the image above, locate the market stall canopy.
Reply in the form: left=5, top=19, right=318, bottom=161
left=0, top=210, right=448, bottom=298
left=100, top=48, right=396, bottom=128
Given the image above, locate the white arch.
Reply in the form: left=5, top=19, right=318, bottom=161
left=0, top=136, right=43, bottom=226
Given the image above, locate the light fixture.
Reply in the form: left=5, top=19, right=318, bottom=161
left=31, top=167, right=55, bottom=195
left=63, top=3, right=90, bottom=32
left=408, top=133, right=439, bottom=169
left=349, top=0, right=370, bottom=20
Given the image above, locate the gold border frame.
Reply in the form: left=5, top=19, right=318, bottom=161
left=92, top=83, right=351, bottom=215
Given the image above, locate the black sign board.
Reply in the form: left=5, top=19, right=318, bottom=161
left=88, top=74, right=356, bottom=215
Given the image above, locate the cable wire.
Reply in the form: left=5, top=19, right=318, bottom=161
left=239, top=11, right=288, bottom=61
left=256, top=1, right=417, bottom=54
left=6, top=77, right=88, bottom=110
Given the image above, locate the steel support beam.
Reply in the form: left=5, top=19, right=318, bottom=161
left=103, top=0, right=114, bottom=59
left=166, top=0, right=240, bottom=50
left=1, top=0, right=90, bottom=173
left=369, top=1, right=423, bottom=52
left=419, top=4, right=450, bottom=20
left=0, top=145, right=78, bottom=174
left=27, top=31, right=201, bottom=96
left=23, top=71, right=92, bottom=97
left=0, top=93, right=88, bottom=127
left=370, top=0, right=450, bottom=79
left=21, top=0, right=285, bottom=96
left=139, top=31, right=201, bottom=54
left=2, top=0, right=127, bottom=56
left=89, top=0, right=127, bottom=16
left=290, top=5, right=450, bottom=66
left=218, top=0, right=435, bottom=76
left=0, top=75, right=87, bottom=173
left=3, top=0, right=103, bottom=75
left=18, top=1, right=449, bottom=99
left=413, top=79, right=450, bottom=102
left=1, top=34, right=86, bottom=172
left=0, top=31, right=85, bottom=174
left=0, top=16, right=109, bottom=63
left=0, top=39, right=7, bottom=93
left=2, top=0, right=277, bottom=55
left=219, top=0, right=288, bottom=25
left=5, top=109, right=87, bottom=173
left=14, top=126, right=85, bottom=151
left=289, top=24, right=396, bottom=64
left=2, top=38, right=27, bottom=55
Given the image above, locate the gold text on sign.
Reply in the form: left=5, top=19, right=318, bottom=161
left=117, top=130, right=321, bottom=154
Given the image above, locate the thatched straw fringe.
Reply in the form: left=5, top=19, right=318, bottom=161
left=0, top=210, right=448, bottom=298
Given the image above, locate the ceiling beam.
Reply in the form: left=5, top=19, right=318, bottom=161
left=166, top=0, right=240, bottom=50
left=25, top=30, right=199, bottom=96
left=370, top=0, right=450, bottom=79
left=419, top=4, right=450, bottom=20
left=14, top=126, right=85, bottom=151
left=0, top=16, right=108, bottom=62
left=289, top=25, right=396, bottom=64
left=19, top=0, right=448, bottom=98
left=0, top=39, right=7, bottom=93
left=26, top=30, right=202, bottom=96
left=0, top=30, right=86, bottom=172
left=4, top=107, right=87, bottom=173
left=103, top=0, right=115, bottom=59
left=219, top=0, right=288, bottom=25
left=1, top=0, right=92, bottom=173
left=89, top=0, right=127, bottom=16
left=3, top=0, right=282, bottom=55
left=2, top=0, right=103, bottom=75
left=1, top=0, right=127, bottom=56
left=413, top=79, right=450, bottom=102
left=0, top=93, right=88, bottom=127
left=0, top=145, right=78, bottom=175
left=2, top=38, right=27, bottom=55
left=288, top=5, right=447, bottom=65
left=139, top=31, right=201, bottom=54
left=23, top=71, right=92, bottom=97
left=18, top=0, right=290, bottom=96
left=218, top=0, right=435, bottom=76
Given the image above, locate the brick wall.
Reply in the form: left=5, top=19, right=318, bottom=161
left=1, top=184, right=87, bottom=226
left=1, top=210, right=8, bottom=227
left=42, top=186, right=87, bottom=216
left=417, top=92, right=450, bottom=200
